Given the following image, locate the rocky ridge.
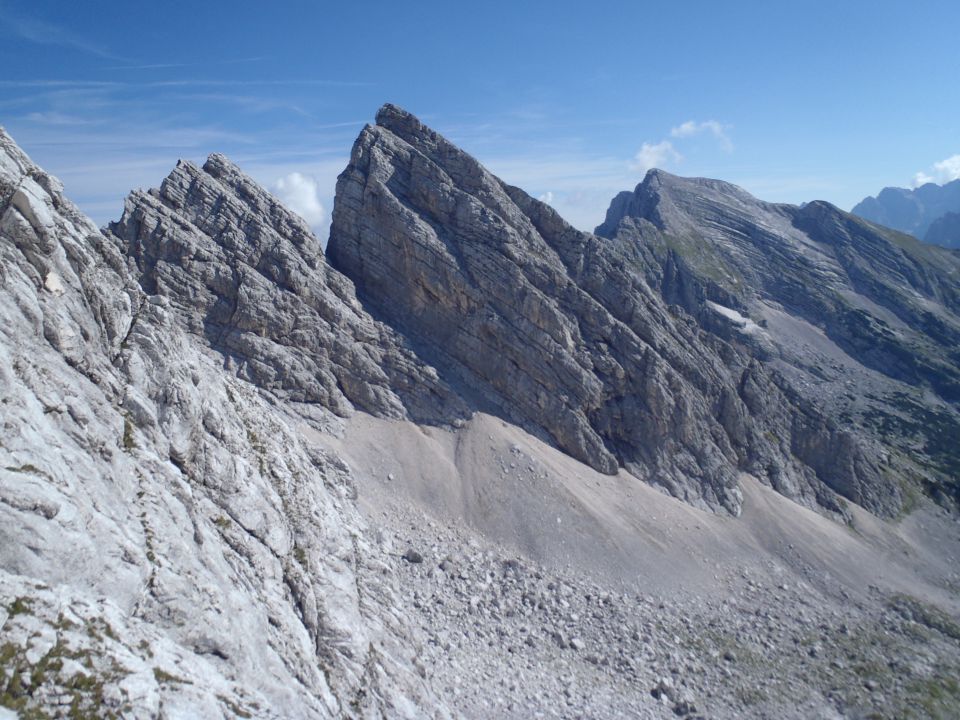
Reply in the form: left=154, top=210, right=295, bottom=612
left=328, top=105, right=896, bottom=517
left=107, top=152, right=465, bottom=425
left=597, top=169, right=960, bottom=510
left=1, top=106, right=959, bottom=720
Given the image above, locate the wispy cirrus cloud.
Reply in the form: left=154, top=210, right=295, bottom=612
left=0, top=78, right=371, bottom=89
left=0, top=10, right=126, bottom=61
left=913, top=154, right=960, bottom=187
left=105, top=56, right=269, bottom=72
left=0, top=73, right=361, bottom=235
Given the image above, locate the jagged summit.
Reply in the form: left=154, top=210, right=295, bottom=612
left=597, top=168, right=792, bottom=239
left=1, top=129, right=448, bottom=717
left=376, top=102, right=431, bottom=136
left=108, top=146, right=464, bottom=424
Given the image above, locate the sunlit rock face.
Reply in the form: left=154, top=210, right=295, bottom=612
left=0, top=127, right=448, bottom=719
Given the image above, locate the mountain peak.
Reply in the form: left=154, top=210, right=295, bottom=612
left=4, top=112, right=960, bottom=719
left=375, top=101, right=415, bottom=127
left=601, top=163, right=960, bottom=511
left=596, top=169, right=770, bottom=238
left=373, top=103, right=446, bottom=150
left=108, top=147, right=461, bottom=422
left=325, top=107, right=929, bottom=518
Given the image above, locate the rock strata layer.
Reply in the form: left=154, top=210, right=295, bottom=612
left=328, top=104, right=903, bottom=516
left=2, top=107, right=960, bottom=719
left=108, top=152, right=464, bottom=426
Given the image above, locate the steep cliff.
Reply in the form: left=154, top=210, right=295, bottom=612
left=3, top=109, right=960, bottom=719
left=328, top=105, right=895, bottom=516
left=107, top=152, right=465, bottom=425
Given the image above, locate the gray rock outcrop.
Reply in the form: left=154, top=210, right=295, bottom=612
left=107, top=152, right=464, bottom=426
left=3, top=106, right=960, bottom=719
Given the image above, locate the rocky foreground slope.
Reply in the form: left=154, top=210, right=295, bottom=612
left=0, top=127, right=448, bottom=717
left=1, top=107, right=960, bottom=719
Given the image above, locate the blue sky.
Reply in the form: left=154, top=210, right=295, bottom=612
left=1, top=0, right=958, bottom=235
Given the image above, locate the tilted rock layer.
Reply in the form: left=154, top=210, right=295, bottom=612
left=2, top=104, right=959, bottom=718
left=107, top=151, right=464, bottom=425
left=329, top=104, right=898, bottom=516
left=597, top=169, right=960, bottom=509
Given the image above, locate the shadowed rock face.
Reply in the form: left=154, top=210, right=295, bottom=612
left=598, top=169, right=960, bottom=509
left=327, top=104, right=898, bottom=517
left=925, top=211, right=960, bottom=249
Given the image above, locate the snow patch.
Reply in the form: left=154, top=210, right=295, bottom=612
left=44, top=270, right=65, bottom=296
left=706, top=300, right=763, bottom=334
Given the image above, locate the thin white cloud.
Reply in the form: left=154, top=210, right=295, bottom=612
left=0, top=80, right=120, bottom=89
left=631, top=140, right=681, bottom=173
left=912, top=154, right=960, bottom=187
left=538, top=191, right=554, bottom=204
left=1, top=12, right=125, bottom=61
left=934, top=155, right=960, bottom=178
left=272, top=172, right=325, bottom=228
left=670, top=120, right=733, bottom=152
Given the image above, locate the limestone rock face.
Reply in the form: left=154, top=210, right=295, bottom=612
left=107, top=152, right=464, bottom=426
left=0, top=127, right=448, bottom=718
left=598, top=169, right=960, bottom=510
left=2, top=107, right=957, bottom=718
left=328, top=105, right=889, bottom=516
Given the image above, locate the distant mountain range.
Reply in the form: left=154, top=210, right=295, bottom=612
left=852, top=179, right=960, bottom=248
